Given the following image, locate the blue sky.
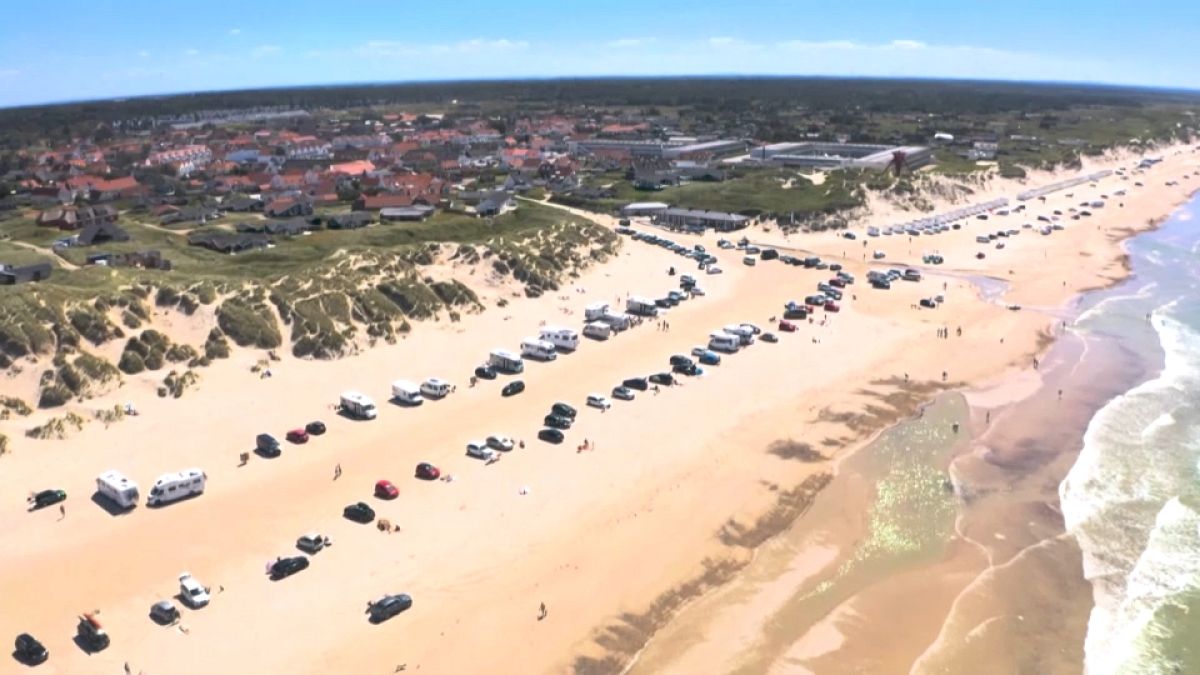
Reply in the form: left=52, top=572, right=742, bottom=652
left=0, top=0, right=1196, bottom=108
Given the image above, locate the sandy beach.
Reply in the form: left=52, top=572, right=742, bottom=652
left=2, top=146, right=1198, bottom=675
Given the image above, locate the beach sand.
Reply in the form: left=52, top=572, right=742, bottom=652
left=1, top=146, right=1197, bottom=674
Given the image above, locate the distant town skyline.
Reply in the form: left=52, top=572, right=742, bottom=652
left=1, top=0, right=1197, bottom=108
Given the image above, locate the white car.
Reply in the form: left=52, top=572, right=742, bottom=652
left=586, top=394, right=612, bottom=410
left=691, top=346, right=708, bottom=358
left=707, top=266, right=723, bottom=275
left=612, top=386, right=635, bottom=401
left=486, top=435, right=515, bottom=452
left=466, top=441, right=495, bottom=460
left=689, top=286, right=706, bottom=296
left=179, top=573, right=210, bottom=608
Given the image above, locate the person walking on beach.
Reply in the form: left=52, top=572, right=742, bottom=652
left=334, top=464, right=342, bottom=480
left=538, top=602, right=548, bottom=621
left=59, top=504, right=65, bottom=519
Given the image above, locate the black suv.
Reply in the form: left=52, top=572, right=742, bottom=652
left=368, top=594, right=413, bottom=623
left=30, top=489, right=67, bottom=509
left=14, top=633, right=48, bottom=664
left=474, top=365, right=497, bottom=380
left=544, top=414, right=572, bottom=430
left=270, top=556, right=310, bottom=580
left=668, top=355, right=694, bottom=369
left=550, top=402, right=577, bottom=419
left=648, top=372, right=675, bottom=386
left=501, top=380, right=525, bottom=397
left=255, top=433, right=281, bottom=458
left=622, top=377, right=649, bottom=391
left=343, top=502, right=376, bottom=523
left=537, top=428, right=565, bottom=444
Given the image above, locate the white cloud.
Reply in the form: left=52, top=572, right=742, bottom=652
left=252, top=45, right=282, bottom=58
left=228, top=28, right=241, bottom=36
left=890, top=39, right=926, bottom=50
left=184, top=48, right=199, bottom=56
left=137, top=50, right=150, bottom=58
left=608, top=38, right=654, bottom=48
left=777, top=39, right=859, bottom=50
left=708, top=36, right=738, bottom=47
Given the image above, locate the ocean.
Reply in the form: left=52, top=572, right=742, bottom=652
left=1061, top=195, right=1200, bottom=674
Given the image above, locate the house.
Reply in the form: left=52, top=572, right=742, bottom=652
left=0, top=262, right=52, bottom=284
left=326, top=212, right=373, bottom=229
left=654, top=208, right=749, bottom=232
left=86, top=250, right=171, bottom=270
left=76, top=221, right=131, bottom=246
left=37, top=204, right=119, bottom=230
left=354, top=193, right=436, bottom=211
left=161, top=205, right=220, bottom=225
left=476, top=191, right=516, bottom=217
left=223, top=196, right=264, bottom=212
left=380, top=206, right=435, bottom=222
left=264, top=197, right=313, bottom=218
left=235, top=220, right=312, bottom=236
left=187, top=231, right=270, bottom=254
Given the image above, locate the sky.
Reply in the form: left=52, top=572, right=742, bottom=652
left=0, top=0, right=1197, bottom=108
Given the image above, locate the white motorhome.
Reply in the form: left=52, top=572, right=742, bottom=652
left=626, top=296, right=659, bottom=317
left=520, top=338, right=557, bottom=361
left=708, top=331, right=740, bottom=353
left=600, top=311, right=631, bottom=331
left=583, top=321, right=612, bottom=340
left=391, top=380, right=423, bottom=405
left=584, top=302, right=610, bottom=322
left=147, top=468, right=206, bottom=507
left=420, top=377, right=452, bottom=399
left=539, top=326, right=579, bottom=351
left=488, top=349, right=524, bottom=373
left=96, top=470, right=139, bottom=510
left=723, top=324, right=755, bottom=346
left=340, top=391, right=378, bottom=419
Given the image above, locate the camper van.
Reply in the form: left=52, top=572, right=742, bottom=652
left=96, top=470, right=140, bottom=510
left=488, top=349, right=525, bottom=374
left=420, top=377, right=452, bottom=399
left=340, top=391, right=378, bottom=420
left=146, top=469, right=206, bottom=507
left=520, top=338, right=557, bottom=361
left=708, top=331, right=741, bottom=353
left=584, top=302, right=610, bottom=322
left=723, top=324, right=756, bottom=346
left=600, top=311, right=631, bottom=331
left=538, top=326, right=580, bottom=352
left=583, top=321, right=612, bottom=340
left=626, top=296, right=659, bottom=317
left=391, top=380, right=424, bottom=405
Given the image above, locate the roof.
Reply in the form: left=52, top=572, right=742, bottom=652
left=661, top=208, right=748, bottom=223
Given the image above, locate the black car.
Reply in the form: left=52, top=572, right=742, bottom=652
left=537, top=428, right=565, bottom=444
left=368, top=593, right=413, bottom=623
left=648, top=372, right=675, bottom=386
left=255, top=433, right=281, bottom=458
left=270, top=556, right=310, bottom=580
left=622, top=377, right=649, bottom=391
left=343, top=502, right=376, bottom=524
left=761, top=332, right=779, bottom=343
left=474, top=365, right=497, bottom=380
left=544, top=414, right=572, bottom=430
left=305, top=421, right=327, bottom=436
left=14, top=633, right=48, bottom=664
left=30, top=489, right=67, bottom=509
left=668, top=355, right=694, bottom=369
left=760, top=249, right=779, bottom=260
left=550, top=402, right=577, bottom=419
left=672, top=363, right=702, bottom=376
left=501, top=380, right=525, bottom=397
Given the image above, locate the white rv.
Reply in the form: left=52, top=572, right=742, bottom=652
left=708, top=331, right=740, bottom=353
left=600, top=311, right=631, bottom=331
left=147, top=468, right=206, bottom=507
left=723, top=324, right=756, bottom=346
left=583, top=321, right=612, bottom=340
left=520, top=338, right=557, bottom=361
left=626, top=296, right=659, bottom=317
left=538, top=326, right=579, bottom=351
left=420, top=377, right=452, bottom=399
left=488, top=349, right=524, bottom=373
left=340, top=391, right=377, bottom=419
left=584, top=302, right=610, bottom=322
left=96, top=470, right=140, bottom=510
left=391, top=380, right=424, bottom=405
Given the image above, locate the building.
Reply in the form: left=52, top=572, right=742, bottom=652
left=620, top=202, right=670, bottom=217
left=0, top=262, right=52, bottom=284
left=37, top=204, right=119, bottom=230
left=354, top=193, right=438, bottom=211
left=654, top=208, right=749, bottom=232
left=187, top=231, right=270, bottom=254
left=748, top=142, right=934, bottom=171
left=380, top=206, right=435, bottom=222
left=326, top=212, right=373, bottom=229
left=75, top=221, right=131, bottom=246
left=264, top=197, right=313, bottom=218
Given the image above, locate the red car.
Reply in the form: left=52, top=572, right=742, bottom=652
left=778, top=320, right=797, bottom=332
left=829, top=278, right=846, bottom=288
left=824, top=301, right=840, bottom=312
left=374, top=480, right=399, bottom=500
left=285, top=428, right=309, bottom=444
left=415, top=463, right=441, bottom=481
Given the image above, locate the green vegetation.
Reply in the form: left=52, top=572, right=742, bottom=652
left=24, top=412, right=86, bottom=440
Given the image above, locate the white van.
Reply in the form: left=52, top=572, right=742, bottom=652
left=538, top=326, right=580, bottom=351
left=708, top=331, right=740, bottom=353
left=340, top=391, right=377, bottom=419
left=583, top=321, right=612, bottom=340
left=520, top=338, right=557, bottom=361
left=600, top=311, right=631, bottom=331
left=723, top=324, right=755, bottom=346
left=391, top=380, right=424, bottom=405
left=147, top=468, right=206, bottom=507
left=96, top=470, right=139, bottom=510
left=489, top=349, right=524, bottom=373
left=626, top=296, right=659, bottom=317
left=584, top=302, right=610, bottom=322
left=420, top=377, right=452, bottom=399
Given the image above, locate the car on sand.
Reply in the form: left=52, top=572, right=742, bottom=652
left=537, top=428, right=565, bottom=444
left=29, top=488, right=66, bottom=509
left=612, top=386, right=635, bottom=401
left=343, top=502, right=376, bottom=523
left=285, top=428, right=309, bottom=444
left=374, top=480, right=399, bottom=499
left=179, top=573, right=210, bottom=608
left=501, top=380, right=525, bottom=397
left=474, top=365, right=497, bottom=380
left=586, top=394, right=612, bottom=410
left=622, top=377, right=648, bottom=391
left=296, top=533, right=327, bottom=554
left=466, top=441, right=495, bottom=460
left=305, top=420, right=327, bottom=435
left=544, top=414, right=573, bottom=430
left=415, top=463, right=441, bottom=480
left=486, top=435, right=515, bottom=452
left=368, top=593, right=413, bottom=623
left=761, top=332, right=779, bottom=343
left=778, top=320, right=797, bottom=332
left=149, top=600, right=180, bottom=625
left=14, top=633, right=48, bottom=664
left=648, top=372, right=675, bottom=386
left=269, top=556, right=310, bottom=580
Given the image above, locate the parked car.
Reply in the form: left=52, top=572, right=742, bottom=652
left=343, top=502, right=376, bottom=523
left=501, top=380, right=525, bottom=397
left=368, top=593, right=413, bottom=623
left=75, top=614, right=109, bottom=652
left=829, top=277, right=846, bottom=288
left=255, top=433, right=281, bottom=458
left=179, top=573, right=210, bottom=608
left=761, top=332, right=779, bottom=343
left=622, top=377, right=649, bottom=391
left=474, top=365, right=497, bottom=380
left=706, top=266, right=723, bottom=275
left=296, top=533, right=326, bottom=554
left=269, top=556, right=310, bottom=580
left=648, top=372, right=675, bottom=386
left=285, top=428, right=309, bottom=444
left=761, top=248, right=779, bottom=260
left=695, top=349, right=721, bottom=366
left=673, top=363, right=703, bottom=376
left=149, top=600, right=179, bottom=625
left=669, top=354, right=694, bottom=369
left=30, top=488, right=66, bottom=509
left=778, top=320, right=797, bottom=332
left=586, top=394, right=612, bottom=410
left=486, top=435, right=515, bottom=452
left=374, top=480, right=399, bottom=499
left=544, top=414, right=573, bottom=430
left=466, top=441, right=495, bottom=460
left=415, top=463, right=441, bottom=480
left=824, top=301, right=841, bottom=312
left=551, top=402, right=578, bottom=419
left=612, top=386, right=635, bottom=401
left=538, top=428, right=565, bottom=444
left=14, top=633, right=48, bottom=664
left=305, top=421, right=327, bottom=435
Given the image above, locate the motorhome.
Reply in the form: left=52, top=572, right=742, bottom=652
left=340, top=391, right=378, bottom=420
left=420, top=377, right=452, bottom=399
left=867, top=226, right=880, bottom=237
left=584, top=302, right=610, bottom=322
left=488, top=349, right=525, bottom=373
left=583, top=322, right=612, bottom=340
left=600, top=311, right=631, bottom=331
left=96, top=470, right=139, bottom=510
left=391, top=380, right=424, bottom=405
left=708, top=331, right=740, bottom=353
left=626, top=296, right=659, bottom=317
left=146, top=468, right=206, bottom=506
left=538, top=326, right=580, bottom=351
left=723, top=324, right=756, bottom=346
left=520, top=338, right=557, bottom=361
